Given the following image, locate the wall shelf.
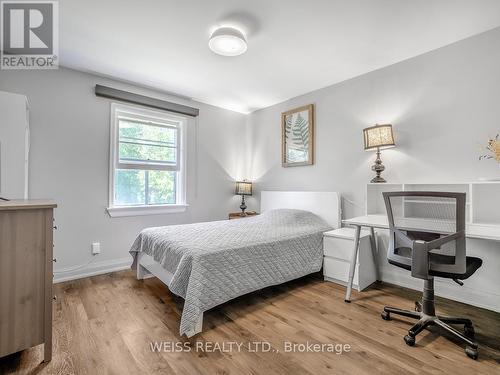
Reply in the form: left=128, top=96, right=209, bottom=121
left=366, top=182, right=500, bottom=241
left=403, top=199, right=464, bottom=205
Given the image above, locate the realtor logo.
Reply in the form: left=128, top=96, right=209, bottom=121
left=1, top=0, right=58, bottom=69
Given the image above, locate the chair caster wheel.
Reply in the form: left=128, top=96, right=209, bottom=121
left=415, top=301, right=422, bottom=312
left=381, top=311, right=391, bottom=321
left=465, top=346, right=478, bottom=360
left=464, top=325, right=475, bottom=338
left=404, top=335, right=415, bottom=346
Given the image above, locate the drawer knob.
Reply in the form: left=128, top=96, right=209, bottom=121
left=53, top=225, right=58, bottom=230
left=53, top=258, right=57, bottom=263
left=53, top=295, right=57, bottom=301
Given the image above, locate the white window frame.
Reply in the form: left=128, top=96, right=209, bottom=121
left=107, top=103, right=188, bottom=217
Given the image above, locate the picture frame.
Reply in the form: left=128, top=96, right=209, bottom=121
left=281, top=104, right=315, bottom=167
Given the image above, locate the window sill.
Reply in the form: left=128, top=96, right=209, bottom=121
left=107, top=204, right=188, bottom=217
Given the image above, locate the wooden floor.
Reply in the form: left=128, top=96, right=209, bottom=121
left=1, top=271, right=499, bottom=375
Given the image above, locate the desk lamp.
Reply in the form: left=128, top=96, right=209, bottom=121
left=363, top=124, right=395, bottom=183
left=235, top=180, right=252, bottom=216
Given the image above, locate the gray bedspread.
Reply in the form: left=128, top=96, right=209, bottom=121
left=130, top=209, right=332, bottom=336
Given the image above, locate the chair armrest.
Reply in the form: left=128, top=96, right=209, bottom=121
left=394, top=228, right=414, bottom=248
left=411, top=241, right=430, bottom=280
left=426, top=231, right=464, bottom=251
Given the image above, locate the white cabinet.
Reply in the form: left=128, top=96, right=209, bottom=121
left=323, top=228, right=377, bottom=291
left=0, top=90, right=30, bottom=199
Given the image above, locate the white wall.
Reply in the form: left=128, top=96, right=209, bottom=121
left=0, top=67, right=247, bottom=282
left=246, top=28, right=500, bottom=312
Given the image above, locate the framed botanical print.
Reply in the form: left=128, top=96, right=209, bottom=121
left=281, top=104, right=314, bottom=167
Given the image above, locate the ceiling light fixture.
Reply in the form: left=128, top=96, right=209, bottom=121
left=208, top=27, right=247, bottom=57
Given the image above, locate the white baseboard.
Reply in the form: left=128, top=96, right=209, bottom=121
left=380, top=266, right=500, bottom=313
left=53, top=257, right=132, bottom=283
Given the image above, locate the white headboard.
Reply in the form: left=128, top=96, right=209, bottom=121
left=260, top=191, right=341, bottom=228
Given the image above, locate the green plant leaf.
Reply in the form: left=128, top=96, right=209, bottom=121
left=291, top=112, right=309, bottom=149
left=284, top=115, right=294, bottom=141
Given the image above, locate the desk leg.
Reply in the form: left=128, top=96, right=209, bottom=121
left=345, top=225, right=361, bottom=302
left=369, top=227, right=380, bottom=282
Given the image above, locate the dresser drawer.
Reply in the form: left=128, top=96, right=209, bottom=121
left=324, top=236, right=356, bottom=260
left=323, top=232, right=371, bottom=261
left=323, top=256, right=359, bottom=286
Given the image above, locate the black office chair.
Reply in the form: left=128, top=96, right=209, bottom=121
left=380, top=191, right=482, bottom=359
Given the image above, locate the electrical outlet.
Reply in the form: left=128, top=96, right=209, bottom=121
left=92, top=242, right=101, bottom=255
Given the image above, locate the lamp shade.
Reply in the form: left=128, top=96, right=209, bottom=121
left=363, top=124, right=395, bottom=150
left=235, top=181, right=252, bottom=196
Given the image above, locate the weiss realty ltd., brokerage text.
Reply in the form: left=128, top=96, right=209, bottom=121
left=150, top=341, right=352, bottom=354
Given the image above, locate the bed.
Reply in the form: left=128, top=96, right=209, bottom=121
left=130, top=191, right=341, bottom=337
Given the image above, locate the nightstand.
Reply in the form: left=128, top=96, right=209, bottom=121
left=228, top=211, right=258, bottom=220
left=323, top=228, right=377, bottom=292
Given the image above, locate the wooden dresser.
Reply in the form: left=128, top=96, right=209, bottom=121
left=0, top=200, right=57, bottom=362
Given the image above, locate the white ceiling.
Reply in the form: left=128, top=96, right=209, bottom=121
left=61, top=0, right=500, bottom=113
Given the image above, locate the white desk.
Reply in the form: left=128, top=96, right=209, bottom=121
left=342, top=214, right=500, bottom=302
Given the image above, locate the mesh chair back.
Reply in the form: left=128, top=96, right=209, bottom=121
left=383, top=191, right=466, bottom=276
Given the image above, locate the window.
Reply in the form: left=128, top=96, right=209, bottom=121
left=107, top=103, right=187, bottom=217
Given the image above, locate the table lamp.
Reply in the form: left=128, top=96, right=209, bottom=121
left=363, top=124, right=395, bottom=183
left=235, top=180, right=252, bottom=216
